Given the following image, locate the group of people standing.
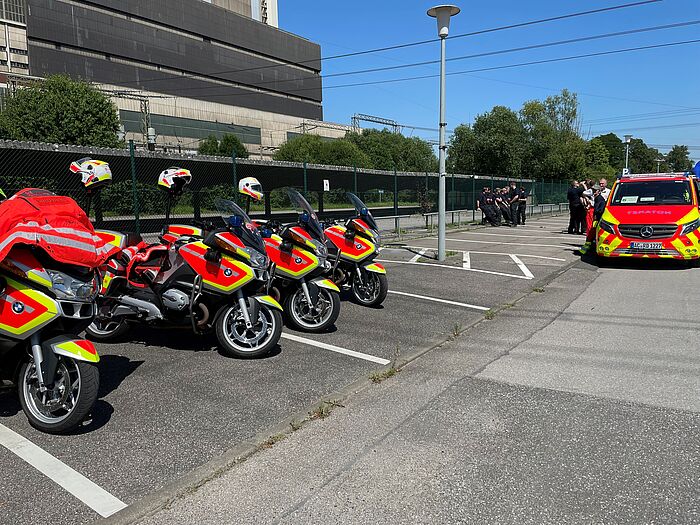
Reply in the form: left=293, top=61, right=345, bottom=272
left=477, top=182, right=529, bottom=227
left=567, top=178, right=611, bottom=237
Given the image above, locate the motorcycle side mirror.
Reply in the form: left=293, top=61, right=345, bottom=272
left=344, top=228, right=356, bottom=240
left=280, top=240, right=293, bottom=253
left=204, top=248, right=221, bottom=263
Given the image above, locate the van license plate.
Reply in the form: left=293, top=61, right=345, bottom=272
left=630, top=242, right=662, bottom=250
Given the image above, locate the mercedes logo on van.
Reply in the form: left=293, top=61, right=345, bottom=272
left=640, top=226, right=654, bottom=238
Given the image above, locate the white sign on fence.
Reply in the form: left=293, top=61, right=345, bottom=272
left=323, top=179, right=330, bottom=191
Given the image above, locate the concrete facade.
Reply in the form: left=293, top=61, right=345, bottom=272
left=0, top=0, right=347, bottom=157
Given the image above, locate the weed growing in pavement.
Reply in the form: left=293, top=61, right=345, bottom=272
left=289, top=420, right=302, bottom=432
left=309, top=400, right=344, bottom=420
left=485, top=309, right=496, bottom=320
left=504, top=303, right=515, bottom=309
left=452, top=323, right=461, bottom=336
left=445, top=250, right=459, bottom=257
left=370, top=368, right=397, bottom=383
left=259, top=433, right=287, bottom=450
left=533, top=287, right=545, bottom=293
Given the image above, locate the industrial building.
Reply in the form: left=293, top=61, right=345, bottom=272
left=0, top=0, right=350, bottom=156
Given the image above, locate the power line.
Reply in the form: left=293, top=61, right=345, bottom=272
left=139, top=19, right=700, bottom=98
left=102, top=0, right=662, bottom=90
left=320, top=38, right=700, bottom=91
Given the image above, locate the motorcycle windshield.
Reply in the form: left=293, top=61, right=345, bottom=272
left=347, top=192, right=379, bottom=231
left=287, top=188, right=325, bottom=241
left=215, top=198, right=266, bottom=253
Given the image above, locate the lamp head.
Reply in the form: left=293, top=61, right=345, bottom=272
left=624, top=134, right=633, bottom=144
left=427, top=5, right=460, bottom=38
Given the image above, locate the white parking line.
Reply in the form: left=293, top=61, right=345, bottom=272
left=463, top=251, right=471, bottom=269
left=449, top=231, right=560, bottom=240
left=399, top=245, right=566, bottom=262
left=427, top=237, right=566, bottom=248
left=388, top=290, right=489, bottom=311
left=509, top=254, right=534, bottom=279
left=409, top=248, right=427, bottom=263
left=0, top=423, right=127, bottom=518
left=281, top=333, right=390, bottom=365
left=377, top=259, right=533, bottom=280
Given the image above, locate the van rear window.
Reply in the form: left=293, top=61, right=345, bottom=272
left=611, top=180, right=692, bottom=206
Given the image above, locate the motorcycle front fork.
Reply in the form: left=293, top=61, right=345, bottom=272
left=236, top=289, right=253, bottom=329
left=29, top=333, right=58, bottom=391
left=299, top=279, right=317, bottom=313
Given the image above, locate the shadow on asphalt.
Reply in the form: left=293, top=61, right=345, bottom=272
left=579, top=252, right=694, bottom=271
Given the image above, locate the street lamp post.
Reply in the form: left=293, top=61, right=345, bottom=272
left=428, top=4, right=460, bottom=262
left=624, top=134, right=632, bottom=174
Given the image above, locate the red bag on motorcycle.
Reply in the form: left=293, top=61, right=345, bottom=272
left=0, top=188, right=118, bottom=268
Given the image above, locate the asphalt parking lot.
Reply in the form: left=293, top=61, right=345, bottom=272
left=0, top=214, right=581, bottom=524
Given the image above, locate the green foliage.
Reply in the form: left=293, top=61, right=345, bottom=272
left=666, top=145, right=693, bottom=172
left=0, top=75, right=121, bottom=147
left=345, top=129, right=438, bottom=172
left=197, top=133, right=248, bottom=158
left=593, top=133, right=625, bottom=171
left=273, top=134, right=371, bottom=168
left=584, top=138, right=615, bottom=177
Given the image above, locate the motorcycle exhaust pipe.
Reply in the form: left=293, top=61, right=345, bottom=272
left=269, top=286, right=281, bottom=303
left=195, top=302, right=209, bottom=329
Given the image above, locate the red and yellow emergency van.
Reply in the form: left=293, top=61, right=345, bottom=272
left=596, top=173, right=700, bottom=261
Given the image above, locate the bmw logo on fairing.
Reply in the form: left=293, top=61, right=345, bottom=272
left=223, top=268, right=233, bottom=277
left=294, top=257, right=303, bottom=264
left=12, top=301, right=24, bottom=314
left=355, top=243, right=363, bottom=250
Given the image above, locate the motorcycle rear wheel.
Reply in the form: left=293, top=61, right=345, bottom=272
left=86, top=316, right=129, bottom=342
left=351, top=271, right=388, bottom=307
left=285, top=287, right=340, bottom=333
left=216, top=303, right=282, bottom=358
left=18, top=357, right=99, bottom=434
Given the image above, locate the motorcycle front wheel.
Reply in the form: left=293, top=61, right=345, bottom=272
left=351, top=270, right=388, bottom=307
left=215, top=302, right=282, bottom=358
left=18, top=357, right=99, bottom=434
left=284, top=287, right=340, bottom=333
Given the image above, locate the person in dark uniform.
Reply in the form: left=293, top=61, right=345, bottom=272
left=508, top=182, right=520, bottom=226
left=495, top=188, right=510, bottom=226
left=477, top=187, right=487, bottom=225
left=518, top=186, right=528, bottom=225
left=482, top=188, right=500, bottom=226
left=567, top=180, right=584, bottom=234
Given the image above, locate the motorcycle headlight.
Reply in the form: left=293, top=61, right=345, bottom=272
left=243, top=248, right=268, bottom=269
left=598, top=219, right=616, bottom=235
left=680, top=218, right=700, bottom=236
left=48, top=270, right=99, bottom=301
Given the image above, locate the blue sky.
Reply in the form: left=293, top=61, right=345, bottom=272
left=279, top=0, right=700, bottom=159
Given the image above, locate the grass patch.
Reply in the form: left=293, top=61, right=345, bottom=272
left=370, top=368, right=397, bottom=383
left=484, top=309, right=496, bottom=320
left=308, top=400, right=344, bottom=420
left=445, top=250, right=459, bottom=257
left=258, top=433, right=287, bottom=450
left=532, top=287, right=545, bottom=293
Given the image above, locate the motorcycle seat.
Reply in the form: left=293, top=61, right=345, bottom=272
left=124, top=231, right=143, bottom=246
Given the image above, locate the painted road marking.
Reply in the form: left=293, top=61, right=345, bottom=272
left=449, top=231, right=563, bottom=240
left=388, top=290, right=489, bottom=311
left=427, top=237, right=566, bottom=248
left=409, top=248, right=428, bottom=263
left=509, top=254, right=534, bottom=279
left=463, top=251, right=471, bottom=269
left=0, top=423, right=127, bottom=518
left=281, top=333, right=390, bottom=365
left=400, top=245, right=566, bottom=262
left=377, top=259, right=533, bottom=280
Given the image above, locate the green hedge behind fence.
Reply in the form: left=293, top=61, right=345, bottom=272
left=0, top=140, right=569, bottom=233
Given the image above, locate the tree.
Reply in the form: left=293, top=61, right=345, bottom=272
left=666, top=145, right=693, bottom=172
left=345, top=129, right=437, bottom=172
left=446, top=124, right=476, bottom=173
left=273, top=134, right=371, bottom=168
left=593, top=133, right=625, bottom=172
left=197, top=133, right=248, bottom=158
left=0, top=75, right=121, bottom=147
left=584, top=138, right=615, bottom=177
left=628, top=138, right=659, bottom=174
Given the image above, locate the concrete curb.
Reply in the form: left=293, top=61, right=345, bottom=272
left=101, top=215, right=576, bottom=525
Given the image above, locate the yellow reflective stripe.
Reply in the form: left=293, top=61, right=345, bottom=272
left=254, top=295, right=283, bottom=311
left=364, top=263, right=386, bottom=274
left=600, top=209, right=620, bottom=225
left=677, top=208, right=700, bottom=225
left=314, top=279, right=340, bottom=292
left=0, top=278, right=58, bottom=336
left=53, top=341, right=100, bottom=363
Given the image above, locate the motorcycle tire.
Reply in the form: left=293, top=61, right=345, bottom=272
left=85, top=316, right=130, bottom=342
left=18, top=357, right=99, bottom=434
left=351, top=271, right=388, bottom=308
left=284, top=287, right=340, bottom=333
left=216, top=303, right=282, bottom=359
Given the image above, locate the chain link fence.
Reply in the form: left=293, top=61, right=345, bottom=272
left=0, top=140, right=570, bottom=235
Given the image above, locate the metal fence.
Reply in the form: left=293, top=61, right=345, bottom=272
left=0, top=140, right=571, bottom=234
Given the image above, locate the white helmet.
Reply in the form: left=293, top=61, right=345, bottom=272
left=158, top=167, right=192, bottom=196
left=239, top=177, right=263, bottom=202
left=69, top=158, right=112, bottom=190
